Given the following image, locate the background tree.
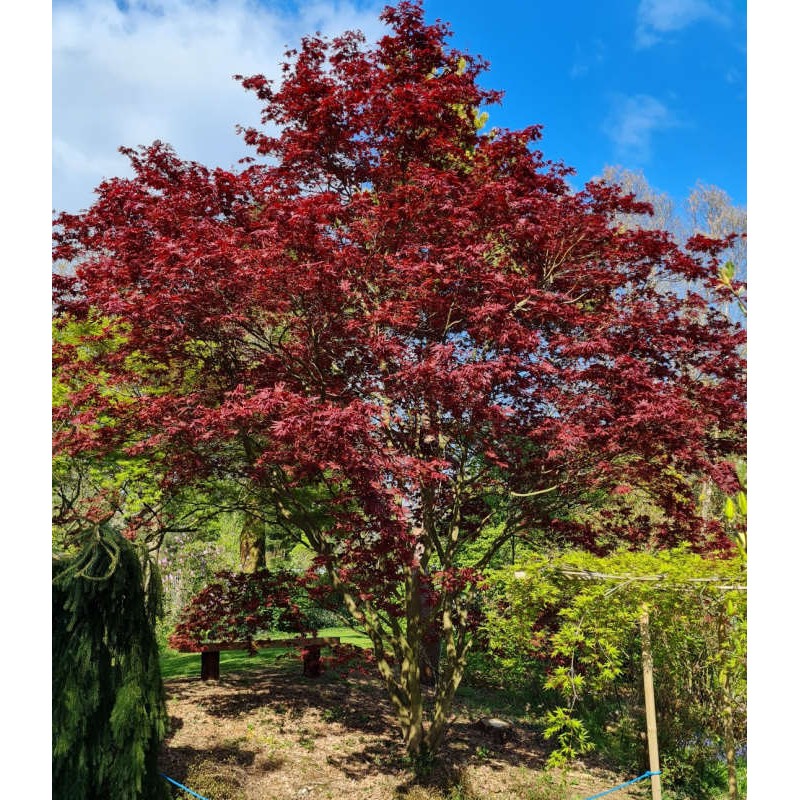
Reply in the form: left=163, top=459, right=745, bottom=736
left=598, top=166, right=681, bottom=234
left=53, top=0, right=746, bottom=760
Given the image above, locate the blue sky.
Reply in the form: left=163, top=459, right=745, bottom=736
left=52, top=0, right=746, bottom=214
left=423, top=0, right=746, bottom=205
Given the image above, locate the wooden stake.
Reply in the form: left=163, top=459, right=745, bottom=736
left=639, top=607, right=662, bottom=800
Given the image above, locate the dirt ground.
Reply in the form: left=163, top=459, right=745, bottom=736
left=159, top=662, right=652, bottom=800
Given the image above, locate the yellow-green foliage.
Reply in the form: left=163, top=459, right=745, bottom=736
left=484, top=547, right=746, bottom=777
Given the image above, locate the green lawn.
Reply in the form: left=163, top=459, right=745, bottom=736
left=159, top=626, right=371, bottom=680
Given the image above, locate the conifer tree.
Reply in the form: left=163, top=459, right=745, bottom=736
left=52, top=526, right=169, bottom=800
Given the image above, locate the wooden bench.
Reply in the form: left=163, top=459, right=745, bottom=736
left=185, top=637, right=341, bottom=680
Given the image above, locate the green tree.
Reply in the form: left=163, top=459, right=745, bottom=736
left=53, top=525, right=169, bottom=800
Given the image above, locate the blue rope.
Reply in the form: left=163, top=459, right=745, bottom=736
left=581, top=770, right=661, bottom=800
left=161, top=772, right=212, bottom=800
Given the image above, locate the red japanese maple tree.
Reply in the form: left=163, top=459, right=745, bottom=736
left=53, top=1, right=745, bottom=756
left=167, top=569, right=308, bottom=652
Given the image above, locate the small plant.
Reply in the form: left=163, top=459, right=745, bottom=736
left=298, top=735, right=316, bottom=751
left=474, top=745, right=490, bottom=761
left=401, top=747, right=438, bottom=780
left=445, top=779, right=479, bottom=800
left=321, top=706, right=346, bottom=723
left=182, top=758, right=245, bottom=800
left=508, top=767, right=573, bottom=800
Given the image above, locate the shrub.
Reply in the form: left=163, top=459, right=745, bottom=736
left=482, top=547, right=746, bottom=796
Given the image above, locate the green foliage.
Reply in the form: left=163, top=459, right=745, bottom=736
left=722, top=462, right=747, bottom=553
left=482, top=547, right=746, bottom=794
left=506, top=768, right=573, bottom=800
left=158, top=515, right=241, bottom=628
left=180, top=757, right=246, bottom=800
left=662, top=752, right=747, bottom=800
left=53, top=527, right=169, bottom=799
left=717, top=259, right=747, bottom=318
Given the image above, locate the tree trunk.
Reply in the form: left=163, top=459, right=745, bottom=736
left=419, top=582, right=440, bottom=686
left=424, top=603, right=470, bottom=753
left=425, top=659, right=465, bottom=753
left=327, top=557, right=468, bottom=763
left=723, top=719, right=738, bottom=800
left=421, top=636, right=441, bottom=686
left=239, top=514, right=266, bottom=573
left=399, top=569, right=426, bottom=755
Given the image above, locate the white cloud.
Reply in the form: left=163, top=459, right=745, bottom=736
left=53, top=0, right=386, bottom=213
left=569, top=39, right=606, bottom=79
left=635, top=0, right=730, bottom=48
left=602, top=94, right=678, bottom=163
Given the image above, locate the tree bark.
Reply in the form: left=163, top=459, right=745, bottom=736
left=419, top=582, right=440, bottom=686
left=239, top=514, right=266, bottom=573
left=402, top=570, right=425, bottom=752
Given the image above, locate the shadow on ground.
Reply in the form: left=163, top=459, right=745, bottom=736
left=163, top=666, right=550, bottom=785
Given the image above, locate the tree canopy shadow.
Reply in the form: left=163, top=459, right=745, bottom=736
left=164, top=665, right=554, bottom=789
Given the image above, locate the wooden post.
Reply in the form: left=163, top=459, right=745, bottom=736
left=639, top=607, right=662, bottom=800
left=200, top=650, right=220, bottom=681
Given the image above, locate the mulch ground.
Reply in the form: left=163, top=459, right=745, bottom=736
left=159, top=662, right=651, bottom=800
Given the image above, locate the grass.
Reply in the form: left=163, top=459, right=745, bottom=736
left=316, top=625, right=372, bottom=648
left=159, top=626, right=371, bottom=680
